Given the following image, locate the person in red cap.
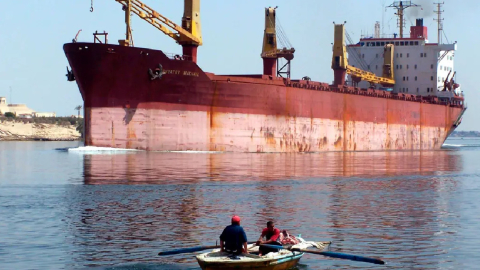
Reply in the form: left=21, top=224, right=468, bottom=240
left=219, top=215, right=248, bottom=255
left=256, top=221, right=282, bottom=255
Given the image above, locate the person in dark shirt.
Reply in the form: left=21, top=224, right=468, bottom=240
left=256, top=221, right=282, bottom=255
left=220, top=215, right=248, bottom=255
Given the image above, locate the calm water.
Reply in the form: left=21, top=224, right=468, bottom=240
left=1, top=139, right=480, bottom=270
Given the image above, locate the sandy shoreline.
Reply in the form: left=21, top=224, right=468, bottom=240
left=0, top=121, right=81, bottom=141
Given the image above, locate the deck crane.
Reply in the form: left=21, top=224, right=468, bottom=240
left=261, top=7, right=295, bottom=78
left=332, top=23, right=395, bottom=87
left=114, top=0, right=202, bottom=63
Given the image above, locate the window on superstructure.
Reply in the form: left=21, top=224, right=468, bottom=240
left=431, top=76, right=434, bottom=81
left=417, top=88, right=419, bottom=93
left=415, top=64, right=417, bottom=69
left=400, top=41, right=405, bottom=46
left=431, top=64, right=434, bottom=69
left=427, top=88, right=430, bottom=92
left=403, top=77, right=405, bottom=81
left=407, top=53, right=410, bottom=57
left=415, top=41, right=419, bottom=45
left=407, top=77, right=409, bottom=81
left=396, top=53, right=399, bottom=58
left=442, top=77, right=445, bottom=82
left=438, top=77, right=441, bottom=82
left=376, top=65, right=378, bottom=70
left=407, top=65, right=409, bottom=69
left=400, top=53, right=403, bottom=57
left=368, top=65, right=370, bottom=70
left=376, top=42, right=381, bottom=46
left=362, top=54, right=365, bottom=58
left=395, top=41, right=399, bottom=46
left=396, top=65, right=399, bottom=69
left=420, top=53, right=424, bottom=57
left=440, top=65, right=442, bottom=70
left=381, top=42, right=385, bottom=46
left=376, top=54, right=378, bottom=58
left=424, top=53, right=427, bottom=57
left=415, top=76, right=417, bottom=81
left=410, top=41, right=414, bottom=45
left=407, top=88, right=409, bottom=92
left=400, top=65, right=403, bottom=69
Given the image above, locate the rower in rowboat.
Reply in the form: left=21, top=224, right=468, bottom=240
left=256, top=221, right=282, bottom=256
left=219, top=215, right=249, bottom=255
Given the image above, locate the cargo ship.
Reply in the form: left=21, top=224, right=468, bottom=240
left=64, top=0, right=465, bottom=152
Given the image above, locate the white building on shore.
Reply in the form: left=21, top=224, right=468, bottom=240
left=0, top=97, right=56, bottom=118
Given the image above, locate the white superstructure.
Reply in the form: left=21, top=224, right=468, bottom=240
left=347, top=19, right=460, bottom=97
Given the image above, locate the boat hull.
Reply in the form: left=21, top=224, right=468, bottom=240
left=65, top=43, right=465, bottom=152
left=196, top=252, right=303, bottom=270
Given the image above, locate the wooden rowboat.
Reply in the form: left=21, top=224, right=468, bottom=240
left=196, top=241, right=329, bottom=270
left=195, top=249, right=304, bottom=270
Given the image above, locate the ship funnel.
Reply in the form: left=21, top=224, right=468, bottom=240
left=410, top=18, right=428, bottom=39
left=416, top=18, right=423, bottom=27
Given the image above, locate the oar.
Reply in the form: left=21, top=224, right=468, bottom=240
left=158, top=245, right=219, bottom=256
left=158, top=242, right=256, bottom=256
left=260, top=244, right=385, bottom=265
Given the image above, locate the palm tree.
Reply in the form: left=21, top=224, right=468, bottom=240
left=74, top=105, right=82, bottom=118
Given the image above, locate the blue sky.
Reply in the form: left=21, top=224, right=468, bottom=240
left=0, top=0, right=478, bottom=130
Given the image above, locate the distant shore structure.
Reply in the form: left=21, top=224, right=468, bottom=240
left=0, top=97, right=64, bottom=118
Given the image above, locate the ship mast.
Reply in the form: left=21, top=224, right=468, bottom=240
left=434, top=2, right=444, bottom=44
left=387, top=1, right=419, bottom=38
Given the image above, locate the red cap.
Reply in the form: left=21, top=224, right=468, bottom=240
left=232, top=215, right=241, bottom=223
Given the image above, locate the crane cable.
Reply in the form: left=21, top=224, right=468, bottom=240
left=276, top=16, right=293, bottom=48
left=277, top=17, right=292, bottom=48
left=90, top=0, right=94, bottom=12
left=345, top=30, right=369, bottom=71
left=268, top=14, right=292, bottom=50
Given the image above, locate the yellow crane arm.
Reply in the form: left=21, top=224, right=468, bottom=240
left=261, top=48, right=295, bottom=60
left=332, top=23, right=395, bottom=86
left=346, top=66, right=395, bottom=85
left=115, top=0, right=202, bottom=45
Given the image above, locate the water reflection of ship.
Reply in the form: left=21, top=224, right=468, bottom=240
left=73, top=151, right=462, bottom=267
left=82, top=151, right=462, bottom=184
left=325, top=152, right=462, bottom=268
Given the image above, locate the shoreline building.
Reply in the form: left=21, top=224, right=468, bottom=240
left=0, top=97, right=56, bottom=118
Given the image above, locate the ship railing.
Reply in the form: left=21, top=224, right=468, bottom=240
left=164, top=53, right=192, bottom=61
left=284, top=81, right=464, bottom=108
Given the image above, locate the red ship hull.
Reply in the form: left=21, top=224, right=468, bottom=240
left=64, top=43, right=465, bottom=152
